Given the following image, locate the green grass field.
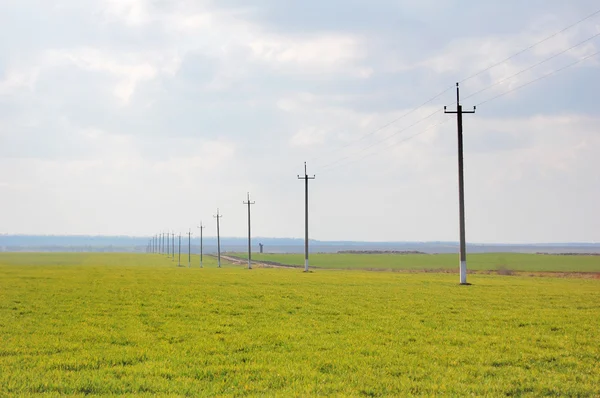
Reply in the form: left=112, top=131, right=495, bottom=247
left=1, top=253, right=599, bottom=396
left=231, top=252, right=600, bottom=273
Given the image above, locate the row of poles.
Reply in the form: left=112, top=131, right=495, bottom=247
left=146, top=209, right=220, bottom=268
left=145, top=83, right=473, bottom=283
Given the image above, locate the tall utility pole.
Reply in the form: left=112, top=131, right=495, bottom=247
left=187, top=229, right=192, bottom=268
left=178, top=233, right=182, bottom=267
left=166, top=231, right=170, bottom=257
left=243, top=193, right=256, bottom=270
left=214, top=209, right=223, bottom=268
left=297, top=162, right=315, bottom=272
left=197, top=223, right=205, bottom=268
left=444, top=82, right=476, bottom=285
left=171, top=232, right=175, bottom=261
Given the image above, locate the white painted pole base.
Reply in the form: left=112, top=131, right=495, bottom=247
left=248, top=260, right=252, bottom=270
left=304, top=259, right=309, bottom=272
left=460, top=260, right=467, bottom=284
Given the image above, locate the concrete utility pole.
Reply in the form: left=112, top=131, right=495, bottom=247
left=166, top=231, right=170, bottom=257
left=178, top=233, right=182, bottom=267
left=444, top=82, right=476, bottom=285
left=243, top=192, right=256, bottom=270
left=214, top=209, right=223, bottom=268
left=197, top=223, right=205, bottom=268
left=171, top=232, right=175, bottom=261
left=187, top=229, right=192, bottom=268
left=297, top=162, right=315, bottom=272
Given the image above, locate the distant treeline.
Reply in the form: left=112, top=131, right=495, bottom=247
left=536, top=252, right=600, bottom=256
left=337, top=250, right=427, bottom=255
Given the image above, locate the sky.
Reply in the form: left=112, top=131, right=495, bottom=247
left=0, top=0, right=599, bottom=243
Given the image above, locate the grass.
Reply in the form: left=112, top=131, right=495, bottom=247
left=1, top=253, right=599, bottom=396
left=231, top=252, right=600, bottom=273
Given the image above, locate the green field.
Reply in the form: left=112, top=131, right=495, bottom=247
left=231, top=252, right=600, bottom=273
left=1, top=253, right=599, bottom=396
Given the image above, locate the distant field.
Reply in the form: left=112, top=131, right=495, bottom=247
left=1, top=252, right=599, bottom=396
left=230, top=252, right=600, bottom=273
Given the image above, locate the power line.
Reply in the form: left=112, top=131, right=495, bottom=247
left=460, top=6, right=600, bottom=83
left=325, top=48, right=599, bottom=173
left=320, top=35, right=600, bottom=172
left=312, top=85, right=454, bottom=165
left=476, top=49, right=600, bottom=107
left=319, top=108, right=444, bottom=170
left=314, top=7, right=600, bottom=170
left=322, top=116, right=453, bottom=172
left=463, top=32, right=600, bottom=102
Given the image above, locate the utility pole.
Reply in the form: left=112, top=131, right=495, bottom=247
left=166, top=231, right=170, bottom=257
left=171, top=232, right=175, bottom=261
left=178, top=233, right=182, bottom=267
left=197, top=223, right=205, bottom=268
left=297, top=162, right=315, bottom=272
left=187, top=229, right=192, bottom=268
left=243, top=193, right=256, bottom=270
left=214, top=209, right=223, bottom=268
left=444, top=82, right=476, bottom=285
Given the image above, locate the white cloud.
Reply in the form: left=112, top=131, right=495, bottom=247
left=0, top=0, right=599, bottom=242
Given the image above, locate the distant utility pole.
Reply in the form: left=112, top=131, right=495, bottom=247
left=197, top=223, right=205, bottom=268
left=214, top=209, right=223, bottom=268
left=297, top=162, right=315, bottom=272
left=166, top=231, right=170, bottom=257
left=178, top=233, right=182, bottom=267
left=243, top=193, right=256, bottom=270
left=187, top=229, right=192, bottom=268
left=171, top=232, right=175, bottom=261
left=444, top=82, right=476, bottom=285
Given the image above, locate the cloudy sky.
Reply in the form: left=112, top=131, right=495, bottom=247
left=1, top=0, right=599, bottom=243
